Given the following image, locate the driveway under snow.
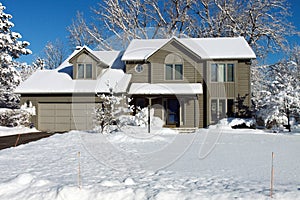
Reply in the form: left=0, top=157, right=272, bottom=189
left=0, top=126, right=300, bottom=199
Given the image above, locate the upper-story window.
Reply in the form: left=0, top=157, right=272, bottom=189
left=165, top=53, right=183, bottom=80
left=77, top=63, right=92, bottom=79
left=211, top=63, right=234, bottom=82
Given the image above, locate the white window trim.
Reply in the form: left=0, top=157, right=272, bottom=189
left=210, top=62, right=236, bottom=83
left=164, top=53, right=184, bottom=81
left=135, top=64, right=144, bottom=73
left=210, top=98, right=234, bottom=123
left=164, top=63, right=184, bottom=81
left=77, top=63, right=93, bottom=79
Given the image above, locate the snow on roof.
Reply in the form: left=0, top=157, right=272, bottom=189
left=15, top=69, right=131, bottom=94
left=122, top=37, right=256, bottom=61
left=180, top=37, right=256, bottom=59
left=128, top=83, right=203, bottom=95
left=121, top=39, right=166, bottom=61
left=93, top=51, right=124, bottom=69
left=56, top=46, right=124, bottom=71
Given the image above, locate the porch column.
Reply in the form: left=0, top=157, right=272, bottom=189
left=194, top=96, right=198, bottom=127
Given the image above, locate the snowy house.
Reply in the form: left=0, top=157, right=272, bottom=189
left=15, top=37, right=255, bottom=132
left=15, top=46, right=131, bottom=131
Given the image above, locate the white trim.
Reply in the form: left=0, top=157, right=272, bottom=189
left=179, top=98, right=185, bottom=126
left=209, top=61, right=237, bottom=83
left=77, top=63, right=93, bottom=79
left=164, top=53, right=184, bottom=81
left=135, top=64, right=144, bottom=73
left=210, top=98, right=235, bottom=123
left=128, top=83, right=203, bottom=95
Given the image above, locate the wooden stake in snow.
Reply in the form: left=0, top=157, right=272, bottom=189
left=270, top=152, right=275, bottom=198
left=14, top=134, right=21, bottom=147
left=78, top=151, right=82, bottom=189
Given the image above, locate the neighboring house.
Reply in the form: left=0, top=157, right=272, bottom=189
left=15, top=37, right=255, bottom=132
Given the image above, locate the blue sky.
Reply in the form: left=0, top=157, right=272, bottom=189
left=2, top=0, right=99, bottom=64
left=2, top=0, right=300, bottom=65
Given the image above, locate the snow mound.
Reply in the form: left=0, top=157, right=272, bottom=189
left=216, top=118, right=255, bottom=128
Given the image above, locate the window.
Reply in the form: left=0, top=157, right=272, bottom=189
left=211, top=99, right=235, bottom=123
left=77, top=63, right=93, bottom=79
left=78, top=64, right=84, bottom=79
left=227, top=64, right=234, bottom=82
left=165, top=64, right=183, bottom=80
left=165, top=64, right=173, bottom=80
left=86, top=64, right=92, bottom=79
left=165, top=53, right=183, bottom=80
left=211, top=63, right=234, bottom=82
left=175, top=64, right=183, bottom=80
left=135, top=64, right=144, bottom=73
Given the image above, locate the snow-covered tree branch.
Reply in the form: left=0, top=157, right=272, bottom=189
left=253, top=47, right=300, bottom=128
left=0, top=3, right=31, bottom=108
left=67, top=0, right=297, bottom=58
left=42, top=39, right=67, bottom=69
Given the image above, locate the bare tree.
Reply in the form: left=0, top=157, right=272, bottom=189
left=68, top=0, right=195, bottom=50
left=194, top=0, right=297, bottom=58
left=42, top=39, right=67, bottom=69
left=67, top=0, right=297, bottom=58
left=67, top=12, right=97, bottom=49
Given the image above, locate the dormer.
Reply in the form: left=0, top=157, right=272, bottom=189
left=69, top=46, right=109, bottom=80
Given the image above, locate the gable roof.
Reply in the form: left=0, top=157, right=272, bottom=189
left=121, top=36, right=256, bottom=61
left=57, top=46, right=124, bottom=71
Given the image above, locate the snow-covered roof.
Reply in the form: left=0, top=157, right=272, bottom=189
left=15, top=69, right=131, bottom=94
left=57, top=46, right=124, bottom=70
left=122, top=37, right=256, bottom=61
left=128, top=83, right=203, bottom=95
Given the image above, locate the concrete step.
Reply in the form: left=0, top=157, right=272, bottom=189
left=172, top=128, right=197, bottom=133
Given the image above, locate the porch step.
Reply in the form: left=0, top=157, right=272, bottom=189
left=172, top=128, right=197, bottom=133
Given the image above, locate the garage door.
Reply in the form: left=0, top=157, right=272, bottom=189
left=38, top=103, right=95, bottom=132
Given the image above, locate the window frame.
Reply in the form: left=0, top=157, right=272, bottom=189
left=77, top=63, right=93, bottom=79
left=210, top=62, right=235, bottom=83
left=165, top=63, right=183, bottom=81
left=135, top=64, right=144, bottom=73
left=164, top=53, right=184, bottom=81
left=210, top=98, right=235, bottom=123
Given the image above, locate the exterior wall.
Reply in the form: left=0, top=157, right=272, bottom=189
left=205, top=60, right=251, bottom=124
left=198, top=94, right=204, bottom=128
left=237, top=61, right=251, bottom=106
left=72, top=53, right=107, bottom=79
left=183, top=97, right=198, bottom=127
left=147, top=42, right=204, bottom=84
left=125, top=63, right=150, bottom=83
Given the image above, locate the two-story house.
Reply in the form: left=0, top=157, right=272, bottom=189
left=15, top=37, right=255, bottom=132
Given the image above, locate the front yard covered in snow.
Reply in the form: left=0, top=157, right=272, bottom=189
left=0, top=122, right=300, bottom=200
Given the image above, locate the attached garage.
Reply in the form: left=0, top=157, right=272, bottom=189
left=38, top=103, right=95, bottom=132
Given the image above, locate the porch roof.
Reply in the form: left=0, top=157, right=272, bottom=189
left=128, top=83, right=202, bottom=95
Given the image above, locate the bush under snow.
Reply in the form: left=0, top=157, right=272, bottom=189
left=0, top=102, right=35, bottom=127
left=0, top=108, right=32, bottom=127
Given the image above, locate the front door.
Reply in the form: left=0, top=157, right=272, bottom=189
left=164, top=99, right=180, bottom=127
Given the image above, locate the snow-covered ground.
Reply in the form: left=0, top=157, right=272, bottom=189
left=0, top=123, right=300, bottom=199
left=0, top=126, right=39, bottom=137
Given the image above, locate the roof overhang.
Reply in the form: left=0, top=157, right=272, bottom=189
left=128, top=83, right=203, bottom=95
